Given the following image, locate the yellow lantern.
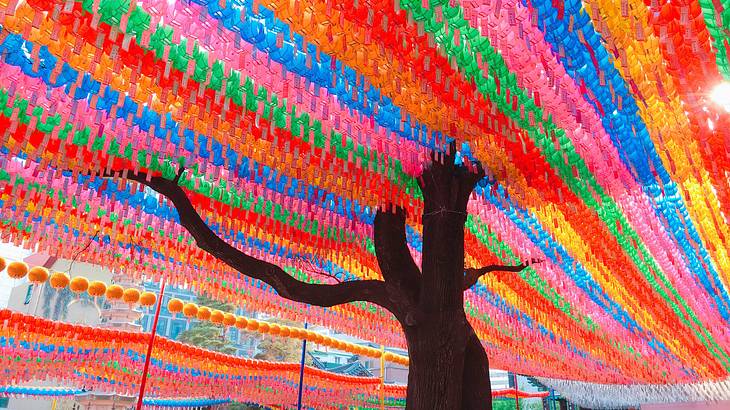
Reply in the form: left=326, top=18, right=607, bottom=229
left=49, top=272, right=70, bottom=290
left=223, top=313, right=236, bottom=327
left=210, top=309, right=224, bottom=324
left=168, top=298, right=184, bottom=314
left=122, top=288, right=141, bottom=305
left=69, top=276, right=89, bottom=294
left=6, top=261, right=28, bottom=279
left=139, top=292, right=156, bottom=307
left=183, top=303, right=199, bottom=318
left=105, top=284, right=124, bottom=300
left=27, top=267, right=49, bottom=284
left=235, top=316, right=248, bottom=329
left=197, top=306, right=211, bottom=321
left=87, top=281, right=107, bottom=298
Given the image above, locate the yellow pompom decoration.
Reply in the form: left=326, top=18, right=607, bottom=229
left=69, top=276, right=89, bottom=294
left=167, top=298, right=184, bottom=314
left=139, top=292, right=156, bottom=307
left=87, top=281, right=107, bottom=297
left=49, top=272, right=70, bottom=290
left=105, top=284, right=124, bottom=300
left=6, top=261, right=29, bottom=279
left=27, top=267, right=49, bottom=284
left=122, top=288, right=141, bottom=304
left=183, top=303, right=199, bottom=318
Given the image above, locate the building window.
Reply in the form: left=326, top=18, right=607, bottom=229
left=335, top=356, right=341, bottom=364
left=156, top=318, right=168, bottom=335
left=170, top=320, right=186, bottom=339
left=23, top=284, right=33, bottom=305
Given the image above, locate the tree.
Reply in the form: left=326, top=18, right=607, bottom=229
left=122, top=143, right=535, bottom=410
left=253, top=318, right=302, bottom=362
left=177, top=295, right=237, bottom=355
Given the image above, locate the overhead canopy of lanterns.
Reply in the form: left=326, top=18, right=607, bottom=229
left=0, top=0, right=727, bottom=404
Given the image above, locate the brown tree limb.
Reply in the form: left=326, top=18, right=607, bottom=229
left=122, top=170, right=395, bottom=311
left=374, top=206, right=421, bottom=295
left=463, top=259, right=543, bottom=290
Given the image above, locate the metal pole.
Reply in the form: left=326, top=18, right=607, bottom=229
left=136, top=280, right=165, bottom=410
left=296, top=322, right=308, bottom=410
left=380, top=345, right=385, bottom=410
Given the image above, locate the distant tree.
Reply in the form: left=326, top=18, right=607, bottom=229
left=177, top=295, right=237, bottom=355
left=253, top=318, right=302, bottom=362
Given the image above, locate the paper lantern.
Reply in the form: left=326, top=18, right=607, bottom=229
left=246, top=319, right=260, bottom=331
left=49, top=272, right=70, bottom=290
left=210, top=310, right=224, bottom=324
left=258, top=322, right=270, bottom=333
left=87, top=281, right=106, bottom=297
left=122, top=288, right=141, bottom=304
left=183, top=303, right=199, bottom=318
left=6, top=261, right=29, bottom=279
left=139, top=292, right=156, bottom=307
left=0, top=256, right=6, bottom=272
left=223, top=313, right=236, bottom=327
left=168, top=298, right=184, bottom=314
left=279, top=326, right=290, bottom=337
left=27, top=267, right=49, bottom=284
left=69, top=276, right=89, bottom=294
left=268, top=323, right=281, bottom=335
left=235, top=316, right=248, bottom=329
left=105, top=284, right=124, bottom=300
left=197, top=306, right=211, bottom=321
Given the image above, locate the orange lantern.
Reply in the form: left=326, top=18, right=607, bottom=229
left=279, top=326, right=290, bottom=338
left=139, top=292, right=156, bottom=307
left=6, top=261, right=29, bottom=279
left=105, top=284, right=124, bottom=300
left=258, top=322, right=270, bottom=333
left=87, top=281, right=107, bottom=297
left=183, top=303, right=199, bottom=318
left=122, top=288, right=141, bottom=305
left=268, top=323, right=281, bottom=335
left=168, top=298, right=184, bottom=314
left=49, top=272, right=70, bottom=289
left=0, top=256, right=6, bottom=272
left=210, top=310, right=224, bottom=324
left=27, top=267, right=49, bottom=284
left=69, top=276, right=89, bottom=294
left=246, top=319, right=260, bottom=331
left=197, top=306, right=211, bottom=321
left=235, top=316, right=248, bottom=329
left=223, top=313, right=236, bottom=327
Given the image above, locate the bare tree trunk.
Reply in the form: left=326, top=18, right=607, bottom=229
left=400, top=149, right=492, bottom=410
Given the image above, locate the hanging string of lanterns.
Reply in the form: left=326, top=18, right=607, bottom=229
left=0, top=255, right=408, bottom=365
left=0, top=309, right=407, bottom=408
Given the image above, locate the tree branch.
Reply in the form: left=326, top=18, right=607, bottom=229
left=374, top=206, right=421, bottom=297
left=463, top=259, right=543, bottom=290
left=122, top=170, right=394, bottom=311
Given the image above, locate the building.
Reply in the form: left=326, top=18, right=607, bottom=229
left=138, top=282, right=261, bottom=357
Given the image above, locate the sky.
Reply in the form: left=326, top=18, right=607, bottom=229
left=0, top=242, right=32, bottom=308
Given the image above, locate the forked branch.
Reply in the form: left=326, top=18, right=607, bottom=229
left=463, top=259, right=544, bottom=290
left=120, top=170, right=394, bottom=311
